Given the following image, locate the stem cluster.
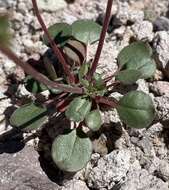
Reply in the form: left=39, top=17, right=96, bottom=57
left=0, top=0, right=117, bottom=107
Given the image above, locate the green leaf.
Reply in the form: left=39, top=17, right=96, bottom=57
left=117, top=42, right=156, bottom=79
left=79, top=63, right=89, bottom=80
left=10, top=103, right=48, bottom=130
left=93, top=73, right=106, bottom=91
left=117, top=91, right=155, bottom=128
left=118, top=41, right=152, bottom=67
left=24, top=75, right=48, bottom=94
left=0, top=16, right=11, bottom=46
left=116, top=69, right=141, bottom=84
left=65, top=97, right=92, bottom=122
left=43, top=23, right=72, bottom=47
left=52, top=129, right=92, bottom=172
left=72, top=20, right=102, bottom=44
left=85, top=110, right=102, bottom=131
left=137, top=59, right=156, bottom=79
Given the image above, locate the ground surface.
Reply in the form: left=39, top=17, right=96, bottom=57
left=0, top=0, right=169, bottom=190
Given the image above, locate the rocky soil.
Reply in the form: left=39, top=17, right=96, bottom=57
left=0, top=0, right=169, bottom=190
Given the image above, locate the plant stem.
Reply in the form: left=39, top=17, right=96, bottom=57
left=0, top=45, right=83, bottom=94
left=104, top=66, right=122, bottom=83
left=87, top=0, right=113, bottom=80
left=95, top=96, right=119, bottom=108
left=31, top=0, right=75, bottom=83
left=106, top=81, right=120, bottom=89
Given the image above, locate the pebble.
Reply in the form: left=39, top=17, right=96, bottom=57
left=87, top=149, right=131, bottom=189
left=132, top=20, right=154, bottom=41
left=153, top=31, right=169, bottom=78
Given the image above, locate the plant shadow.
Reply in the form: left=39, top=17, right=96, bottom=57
left=0, top=105, right=25, bottom=154
left=37, top=113, right=76, bottom=185
left=159, top=120, right=169, bottom=149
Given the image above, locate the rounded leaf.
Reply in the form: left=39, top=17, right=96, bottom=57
left=72, top=20, right=102, bottom=44
left=10, top=103, right=48, bottom=130
left=117, top=91, right=155, bottom=128
left=52, top=129, right=92, bottom=172
left=65, top=97, right=92, bottom=122
left=137, top=59, right=156, bottom=79
left=85, top=110, right=102, bottom=131
left=116, top=69, right=141, bottom=84
left=117, top=42, right=156, bottom=79
left=43, top=23, right=72, bottom=46
left=118, top=41, right=152, bottom=67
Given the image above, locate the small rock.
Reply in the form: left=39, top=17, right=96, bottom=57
left=92, top=134, right=108, bottom=156
left=149, top=81, right=169, bottom=97
left=37, top=0, right=67, bottom=12
left=154, top=16, right=169, bottom=31
left=153, top=31, right=169, bottom=78
left=87, top=149, right=131, bottom=189
left=154, top=96, right=169, bottom=122
left=15, top=84, right=33, bottom=99
left=132, top=20, right=154, bottom=41
left=115, top=2, right=144, bottom=26
left=0, top=146, right=60, bottom=190
left=158, top=160, right=169, bottom=181
left=0, top=0, right=16, bottom=7
left=134, top=136, right=154, bottom=156
left=136, top=79, right=149, bottom=94
left=120, top=160, right=169, bottom=190
left=61, top=180, right=89, bottom=190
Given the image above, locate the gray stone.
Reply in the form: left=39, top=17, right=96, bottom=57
left=0, top=0, right=16, bottom=7
left=154, top=96, right=169, bottom=122
left=36, top=0, right=67, bottom=12
left=158, top=160, right=169, bottom=181
left=136, top=79, right=149, bottom=94
left=120, top=160, right=169, bottom=190
left=153, top=31, right=169, bottom=78
left=135, top=136, right=154, bottom=156
left=0, top=146, right=60, bottom=190
left=87, top=149, right=131, bottom=189
left=61, top=180, right=89, bottom=190
left=132, top=20, right=154, bottom=41
left=149, top=81, right=169, bottom=97
left=154, top=16, right=169, bottom=31
left=115, top=2, right=144, bottom=25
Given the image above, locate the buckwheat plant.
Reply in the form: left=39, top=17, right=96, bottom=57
left=0, top=0, right=156, bottom=172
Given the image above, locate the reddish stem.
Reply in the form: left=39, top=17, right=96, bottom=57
left=104, top=66, right=122, bottom=83
left=87, top=0, right=113, bottom=80
left=95, top=96, right=119, bottom=108
left=31, top=0, right=75, bottom=83
left=44, top=92, right=68, bottom=107
left=0, top=46, right=83, bottom=94
left=106, top=81, right=120, bottom=89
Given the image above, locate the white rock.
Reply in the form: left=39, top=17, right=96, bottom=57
left=154, top=96, right=169, bottom=122
left=61, top=180, right=89, bottom=190
left=0, top=0, right=16, bottom=7
left=116, top=2, right=144, bottom=25
left=136, top=79, right=149, bottom=94
left=132, top=21, right=154, bottom=41
left=149, top=81, right=169, bottom=97
left=37, top=0, right=67, bottom=12
left=120, top=160, right=169, bottom=190
left=87, top=149, right=131, bottom=189
left=153, top=31, right=169, bottom=78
